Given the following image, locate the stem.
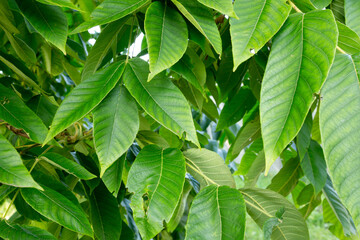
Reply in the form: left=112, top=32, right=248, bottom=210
left=336, top=46, right=346, bottom=54
left=126, top=16, right=136, bottom=63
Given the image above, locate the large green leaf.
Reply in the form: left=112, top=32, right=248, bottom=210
left=319, top=54, right=360, bottom=231
left=183, top=148, right=235, bottom=188
left=127, top=145, right=186, bottom=240
left=44, top=61, right=125, bottom=145
left=71, top=0, right=150, bottom=34
left=40, top=152, right=96, bottom=180
left=337, top=21, right=360, bottom=55
left=145, top=1, right=188, bottom=81
left=81, top=17, right=129, bottom=81
left=230, top=0, right=290, bottom=70
left=94, top=85, right=139, bottom=176
left=89, top=183, right=122, bottom=240
left=0, top=134, right=40, bottom=189
left=21, top=186, right=93, bottom=236
left=185, top=185, right=246, bottom=240
left=171, top=0, right=222, bottom=54
left=241, top=187, right=309, bottom=239
left=15, top=0, right=68, bottom=54
left=196, top=0, right=237, bottom=18
left=260, top=10, right=337, bottom=173
left=36, top=0, right=80, bottom=10
left=0, top=84, right=48, bottom=143
left=123, top=58, right=198, bottom=145
left=0, top=220, right=56, bottom=240
left=344, top=0, right=360, bottom=37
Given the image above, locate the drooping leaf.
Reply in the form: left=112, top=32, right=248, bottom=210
left=15, top=0, right=68, bottom=54
left=123, top=58, right=198, bottom=145
left=196, top=0, right=237, bottom=18
left=127, top=145, right=186, bottom=240
left=245, top=150, right=265, bottom=187
left=230, top=0, right=291, bottom=70
left=3, top=32, right=37, bottom=64
left=71, top=0, right=150, bottom=34
left=171, top=0, right=222, bottom=54
left=241, top=187, right=310, bottom=239
left=344, top=0, right=360, bottom=37
left=40, top=152, right=96, bottom=180
left=145, top=1, right=188, bottom=81
left=21, top=186, right=93, bottom=237
left=0, top=84, right=48, bottom=143
left=183, top=148, right=235, bottom=188
left=0, top=134, right=40, bottom=189
left=94, top=85, right=139, bottom=176
left=102, top=155, right=125, bottom=197
left=0, top=220, right=56, bottom=240
left=44, top=61, right=125, bottom=145
left=337, top=21, right=360, bottom=55
left=89, top=183, right=122, bottom=240
left=36, top=0, right=80, bottom=10
left=185, top=185, right=246, bottom=240
left=260, top=10, right=337, bottom=173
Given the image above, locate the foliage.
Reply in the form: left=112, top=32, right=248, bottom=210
left=0, top=0, right=359, bottom=239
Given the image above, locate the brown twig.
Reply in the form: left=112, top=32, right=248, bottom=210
left=6, top=124, right=29, bottom=139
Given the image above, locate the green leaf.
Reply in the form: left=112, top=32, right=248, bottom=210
left=94, top=85, right=139, bottom=176
left=4, top=32, right=37, bottom=64
left=36, top=0, right=80, bottom=10
left=263, top=208, right=285, bottom=240
left=331, top=0, right=345, bottom=23
left=71, top=0, right=150, bottom=34
left=44, top=61, right=125, bottom=145
left=196, top=0, right=237, bottom=18
left=123, top=58, right=198, bottom=145
left=241, top=187, right=310, bottom=240
left=0, top=220, right=56, bottom=240
left=337, top=21, right=360, bottom=55
left=89, top=183, right=122, bottom=240
left=82, top=17, right=129, bottom=81
left=311, top=0, right=332, bottom=8
left=345, top=0, right=360, bottom=37
left=244, top=150, right=265, bottom=187
left=102, top=155, right=125, bottom=197
left=127, top=145, right=186, bottom=240
left=145, top=1, right=188, bottom=81
left=235, top=138, right=263, bottom=176
left=0, top=185, right=16, bottom=202
left=296, top=112, right=312, bottom=161
left=292, top=0, right=316, bottom=12
left=40, top=152, right=96, bottom=180
left=0, top=84, right=48, bottom=143
left=319, top=54, right=360, bottom=231
left=300, top=140, right=327, bottom=194
left=15, top=0, right=68, bottom=54
left=183, top=148, right=235, bottom=188
left=171, top=0, right=222, bottom=54
left=185, top=185, right=246, bottom=240
left=0, top=134, right=40, bottom=189
left=21, top=186, right=93, bottom=236
left=230, top=0, right=291, bottom=70
left=260, top=10, right=338, bottom=174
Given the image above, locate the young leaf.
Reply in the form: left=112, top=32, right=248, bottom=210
left=196, top=0, right=237, bottom=18
left=320, top=54, right=360, bottom=231
left=94, top=85, right=139, bottom=176
left=0, top=134, right=41, bottom=189
left=241, top=187, right=310, bottom=239
left=44, top=61, right=125, bottom=145
left=183, top=148, right=235, bottom=188
left=21, top=186, right=93, bottom=237
left=230, top=0, right=291, bottom=70
left=260, top=10, right=337, bottom=174
left=344, top=0, right=360, bottom=37
left=40, top=152, right=96, bottom=180
left=171, top=0, right=222, bottom=54
left=0, top=220, right=56, bottom=240
left=123, top=58, right=198, bottom=145
left=145, top=1, right=188, bottom=81
left=15, top=0, right=68, bottom=54
left=127, top=145, right=186, bottom=240
left=185, top=185, right=246, bottom=240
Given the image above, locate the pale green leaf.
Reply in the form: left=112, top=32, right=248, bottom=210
left=171, top=0, right=222, bottom=54
left=345, top=0, right=360, bottom=37
left=241, top=187, right=309, bottom=240
left=230, top=0, right=291, bottom=70
left=123, top=58, right=198, bottom=145
left=44, top=61, right=125, bottom=145
left=260, top=10, right=337, bottom=174
left=245, top=150, right=265, bottom=187
left=21, top=186, right=93, bottom=236
left=185, top=185, right=246, bottom=240
left=0, top=220, right=56, bottom=240
left=145, top=1, right=188, bottom=81
left=235, top=138, right=263, bottom=176
left=71, top=0, right=150, bottom=34
left=127, top=145, right=186, bottom=240
left=15, top=0, right=68, bottom=54
left=196, top=0, right=237, bottom=18
left=319, top=53, right=360, bottom=231
left=337, top=21, right=360, bottom=55
left=183, top=148, right=235, bottom=188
